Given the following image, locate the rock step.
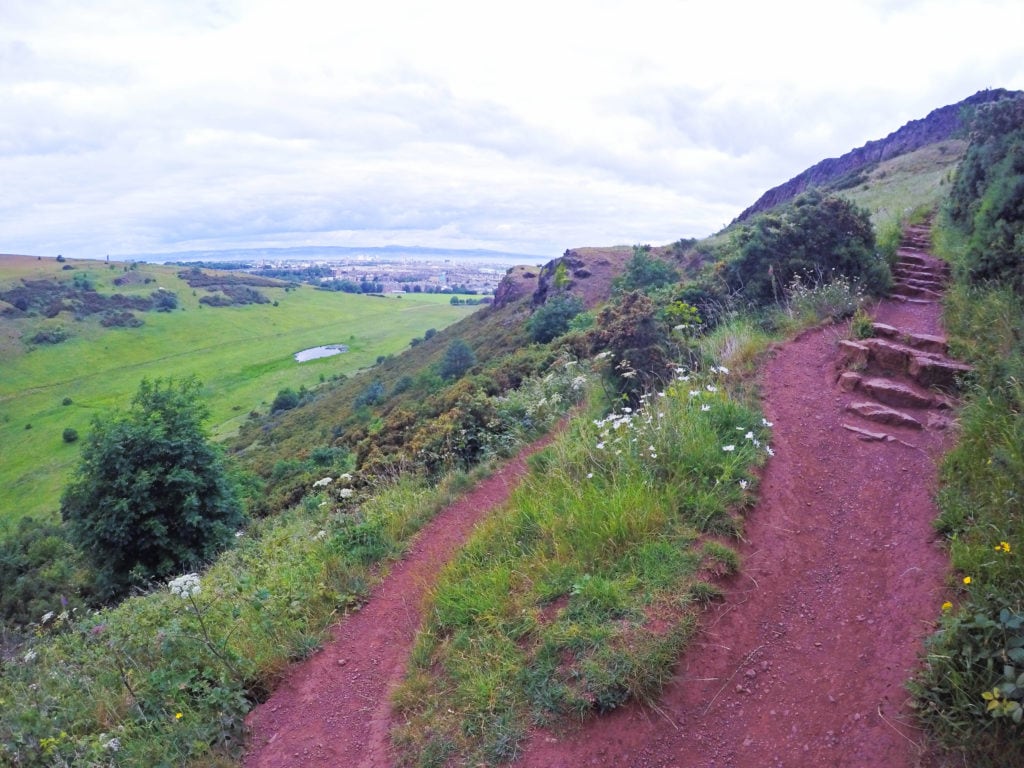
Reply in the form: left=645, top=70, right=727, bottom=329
left=838, top=337, right=970, bottom=390
left=892, top=268, right=949, bottom=288
left=846, top=400, right=923, bottom=429
left=892, top=282, right=944, bottom=300
left=838, top=371, right=938, bottom=409
left=895, top=250, right=951, bottom=274
left=869, top=323, right=947, bottom=354
left=894, top=274, right=948, bottom=291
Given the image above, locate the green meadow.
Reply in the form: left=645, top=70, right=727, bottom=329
left=0, top=256, right=477, bottom=526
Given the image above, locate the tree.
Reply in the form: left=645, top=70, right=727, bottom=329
left=61, top=377, right=244, bottom=599
left=527, top=293, right=584, bottom=343
left=439, top=338, right=476, bottom=380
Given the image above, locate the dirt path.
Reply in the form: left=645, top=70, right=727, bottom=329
left=243, top=431, right=558, bottom=768
left=244, top=226, right=959, bottom=768
left=520, top=229, right=957, bottom=767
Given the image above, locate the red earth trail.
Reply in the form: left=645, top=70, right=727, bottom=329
left=243, top=223, right=960, bottom=767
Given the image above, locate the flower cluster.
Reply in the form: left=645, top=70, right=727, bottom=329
left=168, top=573, right=201, bottom=599
left=994, top=541, right=1012, bottom=553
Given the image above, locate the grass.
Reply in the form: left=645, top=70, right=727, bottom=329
left=906, top=221, right=1024, bottom=765
left=0, top=256, right=477, bottom=525
left=390, top=365, right=770, bottom=764
left=0, top=446, right=499, bottom=766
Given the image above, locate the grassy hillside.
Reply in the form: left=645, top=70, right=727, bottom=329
left=0, top=256, right=477, bottom=525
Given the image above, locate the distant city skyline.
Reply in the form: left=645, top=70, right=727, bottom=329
left=3, top=1, right=1023, bottom=260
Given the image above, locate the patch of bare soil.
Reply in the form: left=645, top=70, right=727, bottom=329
left=243, top=431, right=558, bottom=768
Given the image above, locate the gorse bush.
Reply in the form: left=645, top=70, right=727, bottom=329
left=948, top=94, right=1024, bottom=292
left=723, top=190, right=889, bottom=307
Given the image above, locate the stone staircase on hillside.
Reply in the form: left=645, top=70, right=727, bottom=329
left=834, top=222, right=970, bottom=444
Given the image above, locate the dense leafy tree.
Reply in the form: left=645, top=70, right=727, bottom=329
left=527, top=293, right=584, bottom=343
left=439, top=338, right=476, bottom=380
left=725, top=191, right=887, bottom=306
left=61, top=377, right=244, bottom=599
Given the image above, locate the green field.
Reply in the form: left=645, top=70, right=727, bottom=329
left=0, top=255, right=478, bottom=525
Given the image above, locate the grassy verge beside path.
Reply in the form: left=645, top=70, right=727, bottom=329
left=391, top=365, right=771, bottom=765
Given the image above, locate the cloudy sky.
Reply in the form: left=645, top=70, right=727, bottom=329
left=3, top=0, right=1023, bottom=260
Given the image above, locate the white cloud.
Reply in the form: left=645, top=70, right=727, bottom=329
left=1, top=0, right=1023, bottom=258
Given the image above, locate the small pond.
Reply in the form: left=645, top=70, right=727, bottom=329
left=294, top=344, right=349, bottom=362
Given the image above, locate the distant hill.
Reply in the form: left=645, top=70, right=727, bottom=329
left=733, top=88, right=1023, bottom=223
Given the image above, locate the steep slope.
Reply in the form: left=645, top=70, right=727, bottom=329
left=734, top=88, right=1020, bottom=223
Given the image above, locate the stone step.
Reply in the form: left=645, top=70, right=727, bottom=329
left=909, top=355, right=973, bottom=392
left=838, top=371, right=936, bottom=409
left=895, top=250, right=951, bottom=274
left=846, top=400, right=923, bottom=429
left=892, top=268, right=949, bottom=288
left=892, top=282, right=944, bottom=300
left=870, top=323, right=948, bottom=354
left=894, top=275, right=948, bottom=292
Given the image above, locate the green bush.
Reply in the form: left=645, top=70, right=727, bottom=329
left=60, top=377, right=245, bottom=599
left=270, top=387, right=300, bottom=413
left=612, top=245, right=680, bottom=294
left=61, top=427, right=79, bottom=443
left=724, top=191, right=888, bottom=307
left=527, top=294, right=584, bottom=343
left=440, top=338, right=476, bottom=381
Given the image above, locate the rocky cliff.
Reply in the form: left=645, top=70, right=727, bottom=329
left=733, top=88, right=1022, bottom=223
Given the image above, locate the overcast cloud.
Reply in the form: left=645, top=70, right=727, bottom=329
left=2, top=0, right=1023, bottom=260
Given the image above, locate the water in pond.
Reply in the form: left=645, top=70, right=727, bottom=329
left=294, top=344, right=349, bottom=362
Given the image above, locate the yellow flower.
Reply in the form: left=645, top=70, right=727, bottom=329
left=963, top=576, right=972, bottom=585
left=995, top=541, right=1011, bottom=553
left=941, top=601, right=953, bottom=612
left=175, top=712, right=183, bottom=720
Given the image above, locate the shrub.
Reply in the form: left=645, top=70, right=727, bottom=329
left=62, top=428, right=79, bottom=443
left=270, top=387, right=300, bottom=414
left=527, top=294, right=584, bottom=343
left=60, top=377, right=244, bottom=599
left=724, top=191, right=888, bottom=307
left=612, top=245, right=680, bottom=294
left=440, top=339, right=476, bottom=381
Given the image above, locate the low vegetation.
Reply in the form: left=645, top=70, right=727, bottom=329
left=392, top=365, right=770, bottom=764
left=908, top=93, right=1024, bottom=766
left=3, top=92, right=1017, bottom=766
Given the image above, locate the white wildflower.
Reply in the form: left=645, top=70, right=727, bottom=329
left=678, top=374, right=691, bottom=382
left=762, top=418, right=773, bottom=427
left=650, top=452, right=657, bottom=459
left=595, top=351, right=613, bottom=360
left=313, top=529, right=327, bottom=541
left=338, top=488, right=354, bottom=499
left=168, top=573, right=201, bottom=599
left=766, top=446, right=775, bottom=457
left=312, top=477, right=333, bottom=488
left=648, top=445, right=656, bottom=452
left=722, top=445, right=735, bottom=452
left=40, top=611, right=54, bottom=624
left=740, top=480, right=748, bottom=489
left=339, top=473, right=353, bottom=482
left=23, top=649, right=37, bottom=663
left=718, top=365, right=730, bottom=374
left=571, top=375, right=588, bottom=391
left=689, top=390, right=700, bottom=398
left=621, top=370, right=637, bottom=379
left=745, top=431, right=754, bottom=440
left=706, top=385, right=718, bottom=393
left=104, top=738, right=121, bottom=753
left=701, top=404, right=711, bottom=412
left=596, top=441, right=605, bottom=450
left=623, top=407, right=632, bottom=414
left=587, top=472, right=594, bottom=479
